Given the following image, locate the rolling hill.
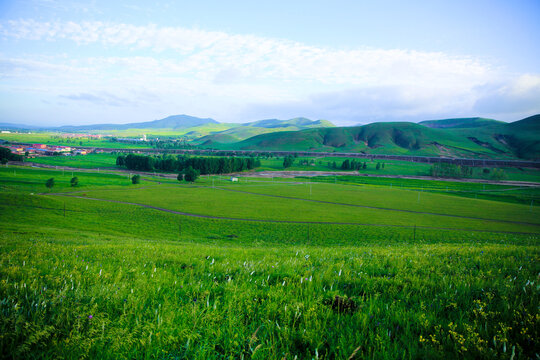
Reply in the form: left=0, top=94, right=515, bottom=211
left=192, top=117, right=335, bottom=145
left=202, top=115, right=540, bottom=160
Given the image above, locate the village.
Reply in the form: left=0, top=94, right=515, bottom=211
left=5, top=143, right=91, bottom=157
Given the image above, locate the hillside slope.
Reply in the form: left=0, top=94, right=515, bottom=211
left=203, top=116, right=540, bottom=160
left=193, top=117, right=335, bottom=144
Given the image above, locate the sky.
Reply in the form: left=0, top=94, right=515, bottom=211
left=1, top=0, right=539, bottom=126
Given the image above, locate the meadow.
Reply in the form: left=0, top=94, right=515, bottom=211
left=0, top=132, right=148, bottom=149
left=19, top=150, right=540, bottom=183
left=0, top=166, right=538, bottom=359
left=29, top=153, right=120, bottom=169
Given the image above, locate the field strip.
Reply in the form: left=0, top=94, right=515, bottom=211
left=41, top=193, right=540, bottom=235
left=211, top=186, right=540, bottom=227
left=42, top=182, right=540, bottom=227
left=12, top=162, right=540, bottom=186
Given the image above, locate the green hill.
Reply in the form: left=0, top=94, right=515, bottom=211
left=203, top=115, right=540, bottom=160
left=193, top=117, right=335, bottom=144
left=243, top=117, right=334, bottom=129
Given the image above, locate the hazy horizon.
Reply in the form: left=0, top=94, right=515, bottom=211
left=3, top=113, right=538, bottom=129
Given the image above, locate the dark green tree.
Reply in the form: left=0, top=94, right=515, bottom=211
left=45, top=178, right=54, bottom=191
left=131, top=174, right=141, bottom=184
left=283, top=156, right=294, bottom=168
left=116, top=155, right=125, bottom=166
left=184, top=166, right=199, bottom=182
left=70, top=176, right=79, bottom=187
left=177, top=173, right=184, bottom=182
left=376, top=162, right=381, bottom=170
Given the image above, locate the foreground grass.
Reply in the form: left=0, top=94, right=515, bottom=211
left=1, top=233, right=538, bottom=359
left=0, top=167, right=538, bottom=359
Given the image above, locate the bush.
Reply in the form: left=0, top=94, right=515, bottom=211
left=177, top=173, right=184, bottom=182
left=131, top=174, right=141, bottom=184
left=70, top=176, right=79, bottom=187
left=490, top=168, right=507, bottom=181
left=184, top=166, right=199, bottom=182
left=45, top=178, right=54, bottom=190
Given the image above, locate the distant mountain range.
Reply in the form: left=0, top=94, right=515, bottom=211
left=0, top=115, right=331, bottom=132
left=56, top=115, right=219, bottom=131
left=1, top=114, right=539, bottom=160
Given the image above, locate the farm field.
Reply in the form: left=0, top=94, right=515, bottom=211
left=0, top=132, right=148, bottom=149
left=17, top=151, right=540, bottom=183
left=29, top=153, right=120, bottom=169
left=0, top=166, right=538, bottom=359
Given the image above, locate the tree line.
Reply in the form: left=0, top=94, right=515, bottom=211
left=116, top=154, right=261, bottom=174
left=0, top=147, right=23, bottom=164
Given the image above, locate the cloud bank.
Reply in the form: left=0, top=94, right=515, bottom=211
left=1, top=19, right=538, bottom=125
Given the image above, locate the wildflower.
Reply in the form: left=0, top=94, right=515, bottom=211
left=88, top=315, right=93, bottom=319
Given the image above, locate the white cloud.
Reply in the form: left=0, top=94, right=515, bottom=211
left=2, top=19, right=492, bottom=86
left=1, top=19, right=538, bottom=124
left=473, top=74, right=540, bottom=119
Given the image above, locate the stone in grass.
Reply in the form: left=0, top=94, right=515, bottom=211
left=323, top=295, right=358, bottom=314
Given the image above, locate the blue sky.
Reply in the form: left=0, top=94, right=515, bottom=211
left=1, top=0, right=539, bottom=126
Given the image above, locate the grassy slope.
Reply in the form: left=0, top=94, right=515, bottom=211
left=217, top=122, right=508, bottom=157
left=195, top=119, right=335, bottom=145
left=205, top=116, right=540, bottom=160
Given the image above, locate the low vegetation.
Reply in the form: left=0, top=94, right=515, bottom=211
left=0, top=165, right=538, bottom=359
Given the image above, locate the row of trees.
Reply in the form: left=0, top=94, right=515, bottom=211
left=325, top=160, right=385, bottom=170
left=116, top=154, right=261, bottom=174
left=430, top=163, right=474, bottom=178
left=430, top=163, right=507, bottom=180
left=44, top=176, right=78, bottom=190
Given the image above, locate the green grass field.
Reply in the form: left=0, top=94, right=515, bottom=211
left=0, top=132, right=148, bottom=149
left=16, top=151, right=540, bottom=183
left=29, top=153, right=120, bottom=169
left=0, top=167, right=538, bottom=359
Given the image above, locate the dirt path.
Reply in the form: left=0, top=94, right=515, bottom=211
left=41, top=192, right=539, bottom=236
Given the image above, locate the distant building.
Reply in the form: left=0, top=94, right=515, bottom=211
left=32, top=144, right=47, bottom=149
left=1, top=130, right=11, bottom=134
left=230, top=177, right=238, bottom=182
left=34, top=149, right=55, bottom=156
left=8, top=146, right=24, bottom=154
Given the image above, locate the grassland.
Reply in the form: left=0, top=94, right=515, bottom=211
left=17, top=152, right=540, bottom=183
left=0, top=166, right=538, bottom=359
left=0, top=132, right=148, bottom=149
left=29, top=153, right=120, bottom=169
